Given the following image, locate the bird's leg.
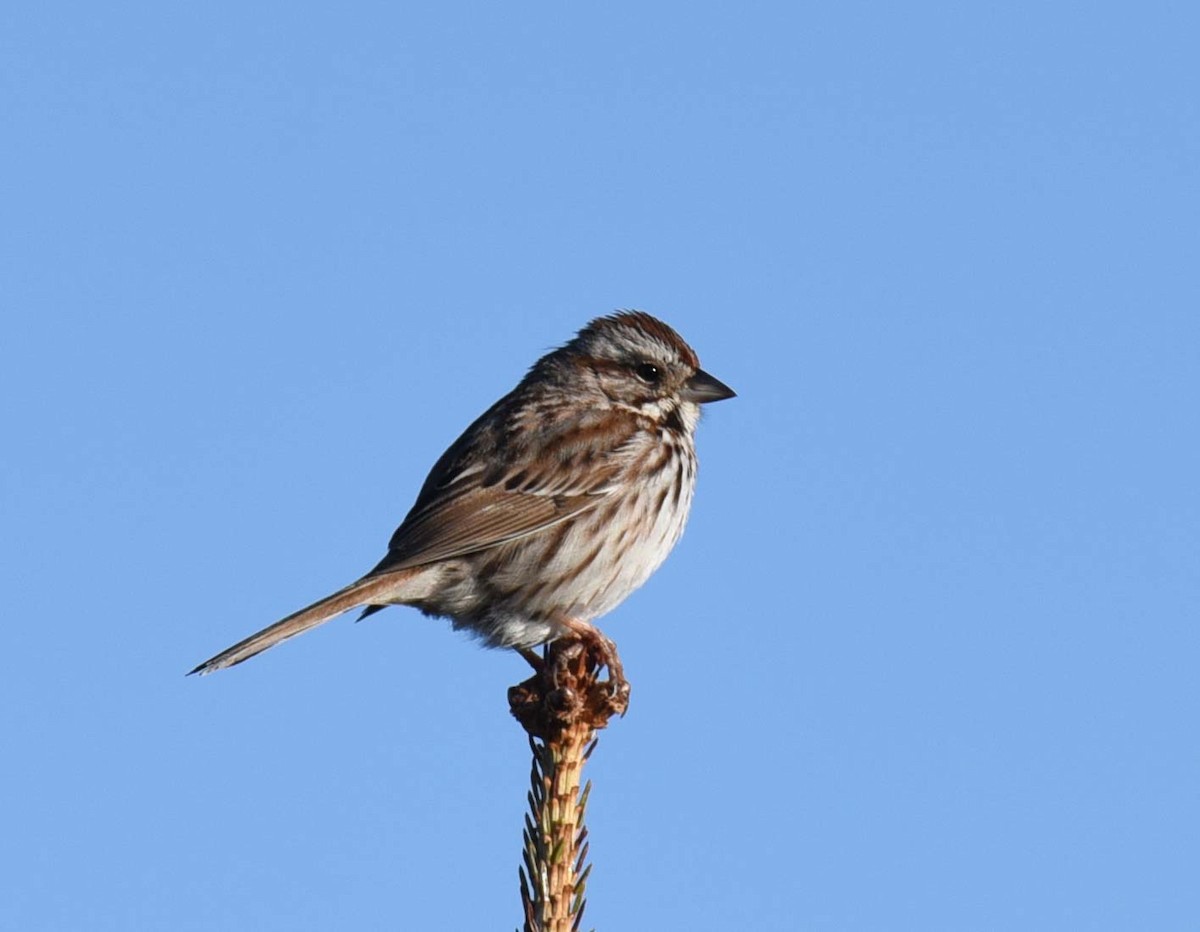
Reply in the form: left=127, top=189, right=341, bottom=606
left=557, top=618, right=630, bottom=715
left=517, top=647, right=545, bottom=671
left=508, top=624, right=629, bottom=736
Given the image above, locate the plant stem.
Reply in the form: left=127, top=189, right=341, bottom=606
left=510, top=639, right=628, bottom=932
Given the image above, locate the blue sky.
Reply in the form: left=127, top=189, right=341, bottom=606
left=3, top=2, right=1197, bottom=929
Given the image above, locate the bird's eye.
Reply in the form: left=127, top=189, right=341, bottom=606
left=635, top=362, right=661, bottom=383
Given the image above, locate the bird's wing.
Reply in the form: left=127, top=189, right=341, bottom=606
left=363, top=385, right=645, bottom=578
left=364, top=459, right=619, bottom=577
left=369, top=487, right=596, bottom=573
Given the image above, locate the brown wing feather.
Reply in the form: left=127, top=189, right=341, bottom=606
left=365, top=483, right=603, bottom=576
left=363, top=381, right=640, bottom=579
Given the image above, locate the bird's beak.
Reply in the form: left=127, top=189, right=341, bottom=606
left=681, top=368, right=736, bottom=404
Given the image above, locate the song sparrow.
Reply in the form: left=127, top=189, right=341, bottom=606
left=190, top=311, right=734, bottom=686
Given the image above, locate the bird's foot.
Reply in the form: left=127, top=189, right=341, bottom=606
left=507, top=624, right=629, bottom=738
left=556, top=619, right=630, bottom=718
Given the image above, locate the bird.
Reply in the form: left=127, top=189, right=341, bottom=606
left=189, top=311, right=734, bottom=685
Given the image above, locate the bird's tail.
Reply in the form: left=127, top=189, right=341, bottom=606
left=188, top=574, right=406, bottom=676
